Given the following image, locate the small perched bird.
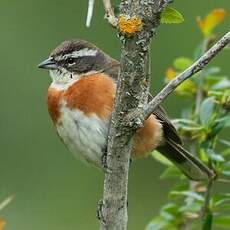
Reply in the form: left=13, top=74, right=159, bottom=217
left=38, top=40, right=212, bottom=181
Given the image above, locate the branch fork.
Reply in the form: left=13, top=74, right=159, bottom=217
left=99, top=1, right=230, bottom=229
left=103, top=0, right=118, bottom=27
left=122, top=30, right=230, bottom=133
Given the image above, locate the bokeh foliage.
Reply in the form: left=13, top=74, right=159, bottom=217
left=147, top=9, right=230, bottom=230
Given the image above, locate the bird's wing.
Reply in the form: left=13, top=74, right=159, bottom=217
left=157, top=140, right=214, bottom=180
left=148, top=94, right=182, bottom=145
left=108, top=64, right=181, bottom=144
left=108, top=63, right=213, bottom=181
left=148, top=94, right=213, bottom=181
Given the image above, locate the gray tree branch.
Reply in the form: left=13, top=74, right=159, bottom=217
left=102, top=0, right=118, bottom=27
left=99, top=0, right=229, bottom=229
left=99, top=0, right=170, bottom=230
left=144, top=31, right=230, bottom=120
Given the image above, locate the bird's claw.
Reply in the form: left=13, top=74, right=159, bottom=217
left=101, top=150, right=113, bottom=173
left=97, top=199, right=106, bottom=225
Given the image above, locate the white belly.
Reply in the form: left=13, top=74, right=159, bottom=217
left=56, top=102, right=109, bottom=168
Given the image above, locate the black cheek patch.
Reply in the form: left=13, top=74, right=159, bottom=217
left=68, top=55, right=99, bottom=74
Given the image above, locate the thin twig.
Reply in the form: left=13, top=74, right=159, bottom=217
left=102, top=0, right=118, bottom=27
left=86, top=0, right=95, bottom=27
left=144, top=31, right=230, bottom=120
left=201, top=178, right=215, bottom=218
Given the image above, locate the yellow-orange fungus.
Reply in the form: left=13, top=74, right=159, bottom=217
left=118, top=15, right=143, bottom=37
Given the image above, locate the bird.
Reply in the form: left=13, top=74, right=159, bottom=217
left=38, top=39, right=213, bottom=181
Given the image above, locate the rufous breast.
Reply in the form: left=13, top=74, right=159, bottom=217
left=47, top=73, right=116, bottom=123
left=47, top=73, right=163, bottom=163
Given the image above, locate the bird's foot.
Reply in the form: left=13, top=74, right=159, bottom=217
left=97, top=199, right=106, bottom=225
left=101, top=149, right=112, bottom=174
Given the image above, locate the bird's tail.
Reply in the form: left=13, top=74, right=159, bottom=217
left=157, top=140, right=214, bottom=181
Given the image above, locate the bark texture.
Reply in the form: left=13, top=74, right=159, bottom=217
left=99, top=0, right=230, bottom=229
left=99, top=1, right=170, bottom=230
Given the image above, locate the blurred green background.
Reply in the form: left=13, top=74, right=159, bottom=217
left=0, top=0, right=229, bottom=229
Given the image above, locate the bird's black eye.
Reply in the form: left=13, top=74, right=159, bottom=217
left=67, top=58, right=75, bottom=65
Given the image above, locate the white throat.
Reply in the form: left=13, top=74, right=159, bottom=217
left=49, top=68, right=99, bottom=91
left=49, top=68, right=79, bottom=90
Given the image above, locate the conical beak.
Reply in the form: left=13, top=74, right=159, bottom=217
left=38, top=58, right=58, bottom=70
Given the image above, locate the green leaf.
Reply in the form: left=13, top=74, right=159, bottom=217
left=212, top=79, right=230, bottom=90
left=146, top=217, right=167, bottom=230
left=175, top=80, right=197, bottom=96
left=171, top=183, right=189, bottom=192
left=162, top=203, right=178, bottom=212
left=172, top=119, right=199, bottom=126
left=160, top=211, right=174, bottom=221
left=202, top=67, right=221, bottom=76
left=219, top=139, right=230, bottom=147
left=151, top=150, right=173, bottom=166
left=170, top=191, right=204, bottom=201
left=205, top=75, right=229, bottom=90
left=180, top=126, right=204, bottom=132
left=218, top=116, right=230, bottom=127
left=205, top=75, right=227, bottom=83
left=215, top=198, right=230, bottom=207
left=173, top=57, right=193, bottom=71
left=202, top=211, right=213, bottom=230
left=214, top=203, right=230, bottom=211
left=224, top=161, right=230, bottom=168
left=161, top=7, right=184, bottom=24
left=211, top=116, right=230, bottom=136
left=200, top=148, right=209, bottom=163
left=214, top=216, right=230, bottom=229
left=179, top=202, right=202, bottom=213
left=173, top=118, right=203, bottom=132
left=211, top=122, right=226, bottom=137
left=222, top=170, right=230, bottom=176
left=206, top=149, right=225, bottom=162
left=213, top=193, right=230, bottom=203
left=200, top=97, right=215, bottom=125
left=208, top=90, right=226, bottom=98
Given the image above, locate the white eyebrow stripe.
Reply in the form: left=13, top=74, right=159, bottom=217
left=64, top=48, right=98, bottom=59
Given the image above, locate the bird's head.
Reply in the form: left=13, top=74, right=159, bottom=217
left=38, top=40, right=113, bottom=87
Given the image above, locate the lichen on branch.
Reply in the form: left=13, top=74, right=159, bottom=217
left=118, top=15, right=143, bottom=37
